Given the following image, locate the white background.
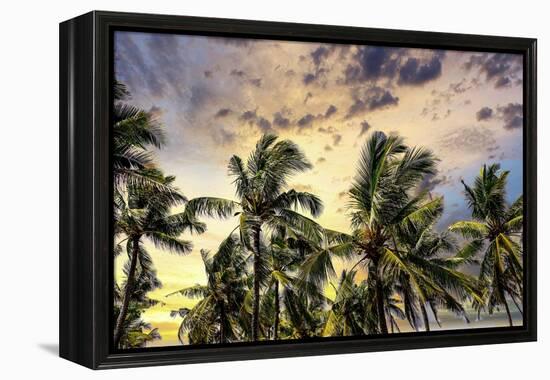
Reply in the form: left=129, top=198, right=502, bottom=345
left=0, top=0, right=546, bottom=377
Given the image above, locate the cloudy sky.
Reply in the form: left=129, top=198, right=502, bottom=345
left=114, top=31, right=524, bottom=346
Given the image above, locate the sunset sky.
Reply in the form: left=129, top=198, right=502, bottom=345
left=114, top=31, right=524, bottom=346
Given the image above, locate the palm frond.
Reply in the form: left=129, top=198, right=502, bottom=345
left=272, top=190, right=324, bottom=217
left=448, top=220, right=488, bottom=239
left=399, top=196, right=443, bottom=228
left=446, top=239, right=484, bottom=267
left=504, top=215, right=523, bottom=232
left=166, top=285, right=209, bottom=299
left=146, top=232, right=193, bottom=255
left=186, top=197, right=240, bottom=219
left=269, top=209, right=324, bottom=243
left=393, top=146, right=438, bottom=190
left=228, top=155, right=250, bottom=198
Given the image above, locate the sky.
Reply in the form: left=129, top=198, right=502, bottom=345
left=114, top=31, right=524, bottom=346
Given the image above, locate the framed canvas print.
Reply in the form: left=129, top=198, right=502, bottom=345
left=59, top=11, right=537, bottom=369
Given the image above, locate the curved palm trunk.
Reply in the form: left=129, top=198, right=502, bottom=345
left=252, top=226, right=262, bottom=341
left=497, top=281, right=514, bottom=327
left=113, top=236, right=140, bottom=347
left=420, top=303, right=430, bottom=332
left=274, top=280, right=280, bottom=340
left=510, top=294, right=523, bottom=317
left=503, top=297, right=513, bottom=327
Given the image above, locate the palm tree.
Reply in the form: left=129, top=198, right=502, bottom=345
left=167, top=234, right=249, bottom=344
left=113, top=251, right=165, bottom=349
left=113, top=174, right=206, bottom=347
left=349, top=132, right=444, bottom=333
left=186, top=134, right=324, bottom=341
left=388, top=202, right=483, bottom=331
left=299, top=131, right=439, bottom=334
left=261, top=225, right=339, bottom=340
left=449, top=164, right=523, bottom=326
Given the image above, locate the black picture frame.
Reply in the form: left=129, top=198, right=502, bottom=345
left=59, top=10, right=537, bottom=369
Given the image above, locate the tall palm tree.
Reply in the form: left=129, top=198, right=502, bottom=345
left=168, top=234, right=249, bottom=344
left=349, top=132, right=443, bottom=333
left=388, top=202, right=483, bottom=332
left=449, top=164, right=523, bottom=326
left=299, top=131, right=439, bottom=334
left=113, top=174, right=206, bottom=347
left=186, top=134, right=324, bottom=341
left=113, top=250, right=165, bottom=349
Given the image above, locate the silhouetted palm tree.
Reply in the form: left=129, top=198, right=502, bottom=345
left=186, top=134, right=324, bottom=340
left=113, top=252, right=164, bottom=348
left=298, top=131, right=438, bottom=334
left=449, top=164, right=523, bottom=326
left=113, top=174, right=206, bottom=347
left=168, top=234, right=249, bottom=344
left=389, top=200, right=482, bottom=331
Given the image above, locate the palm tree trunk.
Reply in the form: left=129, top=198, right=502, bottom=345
left=252, top=226, right=262, bottom=341
left=113, top=236, right=140, bottom=348
left=370, top=260, right=388, bottom=334
left=274, top=280, right=280, bottom=340
left=503, top=298, right=513, bottom=327
left=375, top=279, right=388, bottom=334
left=420, top=303, right=430, bottom=332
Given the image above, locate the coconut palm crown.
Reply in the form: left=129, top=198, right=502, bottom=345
left=449, top=164, right=523, bottom=325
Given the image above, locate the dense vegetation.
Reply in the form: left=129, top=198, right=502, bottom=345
left=113, top=83, right=523, bottom=348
